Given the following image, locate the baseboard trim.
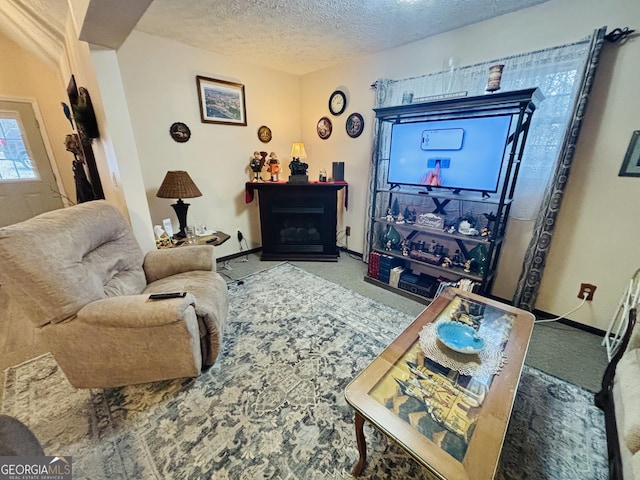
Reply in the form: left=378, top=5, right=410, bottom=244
left=217, top=247, right=262, bottom=262
left=532, top=308, right=606, bottom=336
left=338, top=246, right=363, bottom=258
left=489, top=294, right=606, bottom=336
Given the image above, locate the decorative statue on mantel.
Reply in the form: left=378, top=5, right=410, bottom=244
left=267, top=152, right=280, bottom=182
left=250, top=151, right=264, bottom=182
left=288, top=158, right=309, bottom=184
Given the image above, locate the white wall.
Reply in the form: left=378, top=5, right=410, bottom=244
left=299, top=0, right=640, bottom=330
left=116, top=31, right=302, bottom=258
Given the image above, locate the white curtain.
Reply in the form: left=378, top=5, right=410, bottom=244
left=371, top=38, right=593, bottom=221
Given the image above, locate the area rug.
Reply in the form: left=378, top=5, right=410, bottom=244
left=2, top=263, right=607, bottom=479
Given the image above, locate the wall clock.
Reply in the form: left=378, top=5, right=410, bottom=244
left=345, top=113, right=364, bottom=138
left=328, top=90, right=347, bottom=116
left=169, top=122, right=191, bottom=143
left=258, top=125, right=272, bottom=143
left=317, top=117, right=333, bottom=140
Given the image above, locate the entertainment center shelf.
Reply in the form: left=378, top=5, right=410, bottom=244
left=365, top=88, right=543, bottom=303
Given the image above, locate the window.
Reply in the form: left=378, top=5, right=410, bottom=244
left=0, top=113, right=38, bottom=180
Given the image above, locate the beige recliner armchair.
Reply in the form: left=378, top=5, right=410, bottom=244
left=0, top=200, right=228, bottom=388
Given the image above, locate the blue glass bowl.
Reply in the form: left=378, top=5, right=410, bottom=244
left=435, top=321, right=486, bottom=354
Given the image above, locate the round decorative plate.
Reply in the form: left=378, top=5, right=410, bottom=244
left=345, top=113, right=364, bottom=138
left=435, top=321, right=486, bottom=354
left=258, top=125, right=272, bottom=143
left=317, top=117, right=332, bottom=140
left=169, top=122, right=191, bottom=143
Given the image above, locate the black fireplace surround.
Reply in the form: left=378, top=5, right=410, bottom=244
left=246, top=182, right=347, bottom=261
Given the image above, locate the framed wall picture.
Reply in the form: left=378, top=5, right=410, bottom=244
left=317, top=117, right=332, bottom=140
left=346, top=112, right=364, bottom=138
left=619, top=130, right=640, bottom=177
left=196, top=75, right=247, bottom=126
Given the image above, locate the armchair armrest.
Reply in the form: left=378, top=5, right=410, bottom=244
left=143, top=245, right=216, bottom=283
left=75, top=293, right=197, bottom=328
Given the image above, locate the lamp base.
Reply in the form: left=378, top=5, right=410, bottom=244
left=288, top=174, right=308, bottom=184
left=171, top=199, right=190, bottom=238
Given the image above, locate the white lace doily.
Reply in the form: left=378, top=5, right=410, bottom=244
left=419, top=322, right=505, bottom=377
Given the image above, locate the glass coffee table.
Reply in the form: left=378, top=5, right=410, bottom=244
left=345, top=288, right=535, bottom=479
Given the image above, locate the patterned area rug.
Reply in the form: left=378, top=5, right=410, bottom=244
left=2, top=263, right=607, bottom=479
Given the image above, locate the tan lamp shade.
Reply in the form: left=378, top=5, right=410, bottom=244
left=290, top=142, right=307, bottom=159
left=156, top=171, right=202, bottom=199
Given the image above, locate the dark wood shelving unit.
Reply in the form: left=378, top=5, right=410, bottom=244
left=366, top=88, right=542, bottom=302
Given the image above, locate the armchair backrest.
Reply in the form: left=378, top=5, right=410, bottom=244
left=0, top=201, right=147, bottom=327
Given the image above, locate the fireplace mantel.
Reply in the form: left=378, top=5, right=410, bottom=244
left=246, top=181, right=347, bottom=261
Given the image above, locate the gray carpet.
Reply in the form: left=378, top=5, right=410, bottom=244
left=2, top=263, right=607, bottom=479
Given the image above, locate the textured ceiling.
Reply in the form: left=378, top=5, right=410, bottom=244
left=0, top=0, right=551, bottom=76
left=135, top=0, right=551, bottom=75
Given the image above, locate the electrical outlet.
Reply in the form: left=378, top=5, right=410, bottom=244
left=578, top=283, right=597, bottom=301
left=345, top=226, right=351, bottom=236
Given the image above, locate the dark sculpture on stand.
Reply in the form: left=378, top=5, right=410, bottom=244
left=65, top=133, right=95, bottom=203
left=288, top=158, right=309, bottom=184
left=66, top=75, right=104, bottom=200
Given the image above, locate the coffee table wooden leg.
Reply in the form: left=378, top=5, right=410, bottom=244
left=352, top=411, right=367, bottom=476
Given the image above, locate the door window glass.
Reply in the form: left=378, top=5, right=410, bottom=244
left=0, top=112, right=38, bottom=180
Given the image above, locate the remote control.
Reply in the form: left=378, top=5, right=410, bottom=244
left=206, top=237, right=219, bottom=244
left=149, top=292, right=187, bottom=300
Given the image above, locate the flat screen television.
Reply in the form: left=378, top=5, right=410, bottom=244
left=387, top=114, right=513, bottom=193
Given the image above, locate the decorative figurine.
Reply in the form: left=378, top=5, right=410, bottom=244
left=385, top=208, right=394, bottom=222
left=250, top=151, right=263, bottom=182
left=458, top=219, right=479, bottom=236
left=385, top=240, right=392, bottom=251
left=267, top=152, right=280, bottom=182
left=453, top=249, right=465, bottom=267
left=401, top=240, right=409, bottom=256
left=396, top=212, right=405, bottom=224
left=391, top=198, right=401, bottom=217
left=464, top=260, right=472, bottom=273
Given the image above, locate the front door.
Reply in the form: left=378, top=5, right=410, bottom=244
left=0, top=100, right=63, bottom=227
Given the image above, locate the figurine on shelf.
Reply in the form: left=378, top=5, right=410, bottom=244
left=464, top=260, right=472, bottom=273
left=250, top=151, right=263, bottom=182
left=442, top=256, right=452, bottom=268
left=458, top=219, right=479, bottom=236
left=385, top=240, right=392, bottom=251
left=447, top=225, right=456, bottom=234
left=403, top=207, right=417, bottom=224
left=396, top=212, right=405, bottom=224
left=391, top=198, right=401, bottom=217
left=267, top=152, right=280, bottom=182
left=452, top=249, right=465, bottom=267
left=385, top=208, right=394, bottom=222
left=401, top=240, right=409, bottom=256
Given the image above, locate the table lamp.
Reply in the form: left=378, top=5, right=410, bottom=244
left=290, top=142, right=307, bottom=161
left=156, top=170, right=202, bottom=238
left=289, top=142, right=309, bottom=183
